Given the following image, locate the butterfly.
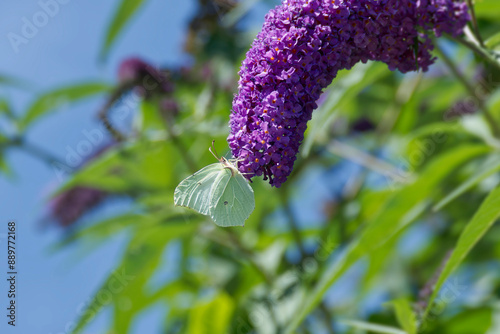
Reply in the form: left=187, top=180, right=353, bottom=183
left=174, top=142, right=255, bottom=227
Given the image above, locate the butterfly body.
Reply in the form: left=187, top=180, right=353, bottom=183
left=174, top=157, right=255, bottom=227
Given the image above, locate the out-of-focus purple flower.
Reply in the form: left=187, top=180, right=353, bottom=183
left=118, top=57, right=173, bottom=95
left=160, top=98, right=180, bottom=121
left=228, top=0, right=469, bottom=187
left=49, top=187, right=107, bottom=227
left=49, top=144, right=113, bottom=227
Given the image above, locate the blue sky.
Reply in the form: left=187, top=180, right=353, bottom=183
left=0, top=1, right=195, bottom=333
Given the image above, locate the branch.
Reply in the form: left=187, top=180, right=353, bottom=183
left=466, top=0, right=484, bottom=47
left=451, top=34, right=500, bottom=72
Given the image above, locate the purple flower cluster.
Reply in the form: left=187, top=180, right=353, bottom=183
left=228, top=0, right=469, bottom=187
left=50, top=187, right=107, bottom=227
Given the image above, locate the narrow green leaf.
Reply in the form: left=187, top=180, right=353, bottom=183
left=390, top=299, right=417, bottom=334
left=422, top=185, right=500, bottom=324
left=20, top=82, right=111, bottom=129
left=186, top=292, right=235, bottom=334
left=340, top=320, right=407, bottom=334
left=485, top=31, right=500, bottom=49
left=474, top=0, right=500, bottom=20
left=407, top=122, right=465, bottom=141
left=54, top=139, right=178, bottom=194
left=433, top=156, right=500, bottom=211
left=285, top=145, right=490, bottom=334
left=71, top=220, right=198, bottom=334
left=435, top=308, right=493, bottom=334
left=0, top=154, right=12, bottom=177
left=100, top=0, right=147, bottom=61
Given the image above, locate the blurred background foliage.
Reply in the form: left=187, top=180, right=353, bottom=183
left=2, top=0, right=500, bottom=333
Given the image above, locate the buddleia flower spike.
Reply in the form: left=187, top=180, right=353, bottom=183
left=227, top=0, right=469, bottom=187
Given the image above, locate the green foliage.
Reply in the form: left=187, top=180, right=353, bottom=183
left=390, top=298, right=417, bottom=334
left=4, top=1, right=500, bottom=333
left=286, top=144, right=491, bottom=334
left=423, top=185, right=500, bottom=324
left=186, top=293, right=235, bottom=334
left=475, top=0, right=500, bottom=20
left=100, top=0, right=149, bottom=61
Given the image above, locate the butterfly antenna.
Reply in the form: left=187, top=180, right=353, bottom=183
left=209, top=140, right=221, bottom=161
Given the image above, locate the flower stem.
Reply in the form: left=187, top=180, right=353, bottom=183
left=466, top=0, right=484, bottom=47
left=434, top=42, right=500, bottom=138
left=97, top=83, right=136, bottom=142
left=452, top=35, right=500, bottom=72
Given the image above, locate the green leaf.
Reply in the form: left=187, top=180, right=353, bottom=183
left=474, top=0, right=500, bottom=20
left=20, top=82, right=111, bottom=129
left=100, top=0, right=148, bottom=61
left=55, top=139, right=178, bottom=194
left=422, top=185, right=500, bottom=324
left=138, top=100, right=165, bottom=132
left=407, top=122, right=465, bottom=142
left=186, top=292, right=235, bottom=334
left=433, top=155, right=500, bottom=211
left=485, top=31, right=500, bottom=49
left=390, top=298, right=417, bottom=334
left=285, top=144, right=491, bottom=334
left=340, top=320, right=407, bottom=334
left=435, top=308, right=493, bottom=334
left=71, top=219, right=198, bottom=334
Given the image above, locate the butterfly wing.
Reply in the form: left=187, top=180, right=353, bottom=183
left=209, top=169, right=255, bottom=227
left=174, top=163, right=223, bottom=215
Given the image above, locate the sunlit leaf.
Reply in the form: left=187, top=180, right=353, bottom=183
left=433, top=155, right=500, bottom=211
left=55, top=139, right=179, bottom=194
left=390, top=298, right=417, bottom=334
left=475, top=0, right=500, bottom=20
left=422, top=185, right=500, bottom=324
left=433, top=308, right=493, bottom=334
left=285, top=144, right=491, bottom=334
left=186, top=292, right=235, bottom=334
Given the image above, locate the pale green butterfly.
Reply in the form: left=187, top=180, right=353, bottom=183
left=174, top=143, right=255, bottom=227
